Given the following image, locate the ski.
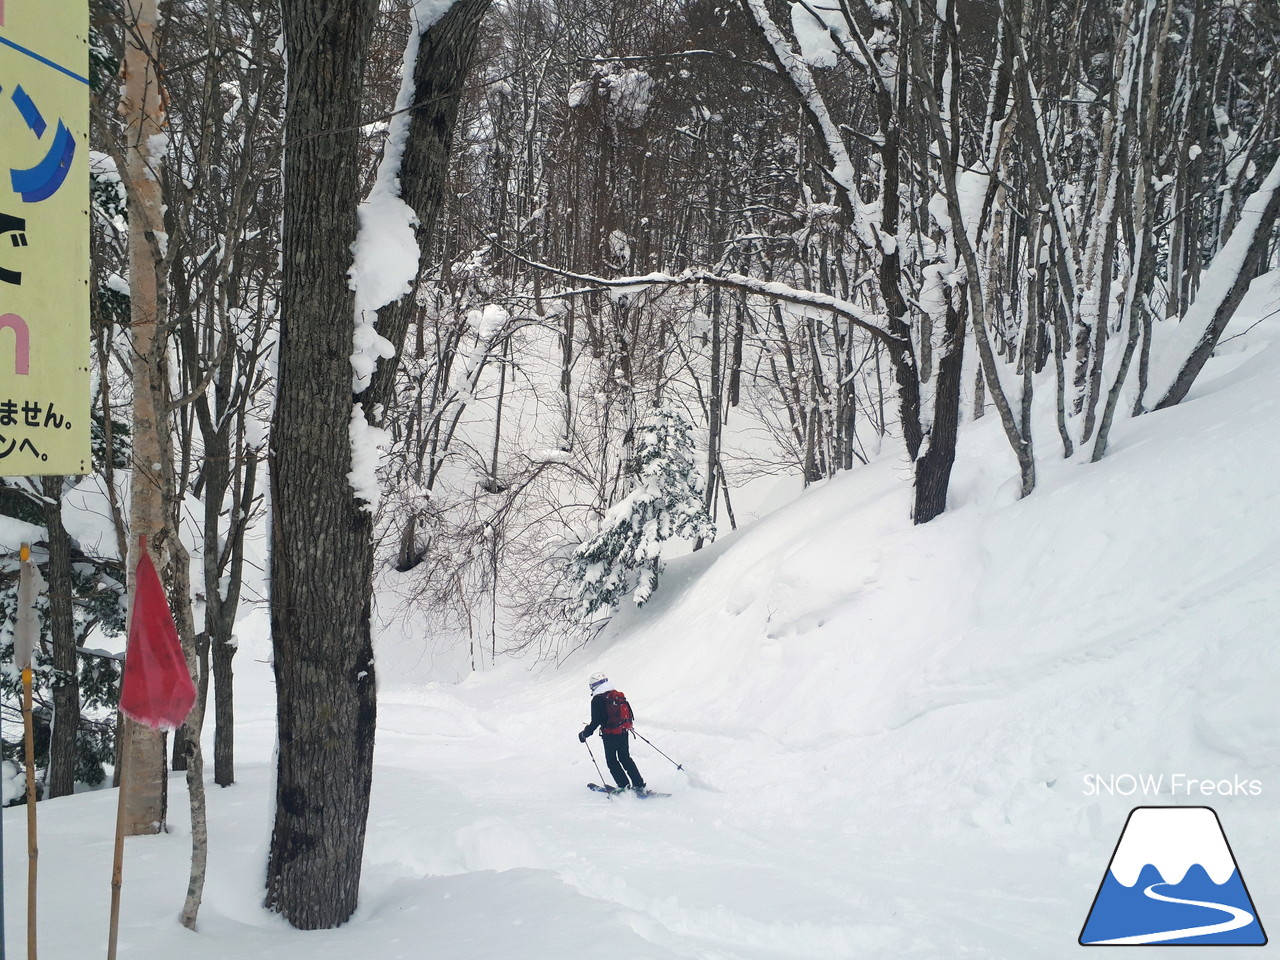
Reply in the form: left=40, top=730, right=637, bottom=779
left=587, top=783, right=671, bottom=798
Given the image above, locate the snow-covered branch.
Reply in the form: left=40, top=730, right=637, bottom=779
left=497, top=247, right=901, bottom=348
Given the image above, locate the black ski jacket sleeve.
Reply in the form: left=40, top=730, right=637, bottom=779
left=581, top=694, right=606, bottom=737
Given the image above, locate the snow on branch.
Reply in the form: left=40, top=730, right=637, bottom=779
left=496, top=246, right=901, bottom=348
left=741, top=0, right=876, bottom=250
left=576, top=50, right=778, bottom=74
left=345, top=4, right=463, bottom=509
left=1147, top=152, right=1280, bottom=410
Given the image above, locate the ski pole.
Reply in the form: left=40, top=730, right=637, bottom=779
left=631, top=728, right=683, bottom=770
left=583, top=738, right=608, bottom=783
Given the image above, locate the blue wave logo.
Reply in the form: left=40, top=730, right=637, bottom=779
left=1080, top=807, right=1266, bottom=946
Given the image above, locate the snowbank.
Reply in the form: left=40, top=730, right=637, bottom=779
left=6, top=274, right=1279, bottom=958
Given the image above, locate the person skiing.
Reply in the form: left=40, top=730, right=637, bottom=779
left=579, top=673, right=648, bottom=795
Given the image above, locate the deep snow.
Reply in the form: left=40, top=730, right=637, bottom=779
left=5, top=273, right=1280, bottom=958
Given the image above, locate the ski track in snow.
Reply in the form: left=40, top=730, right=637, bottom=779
left=1086, top=883, right=1255, bottom=945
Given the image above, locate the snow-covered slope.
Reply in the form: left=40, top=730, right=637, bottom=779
left=5, top=273, right=1279, bottom=958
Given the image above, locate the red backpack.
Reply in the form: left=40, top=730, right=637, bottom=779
left=601, top=689, right=634, bottom=734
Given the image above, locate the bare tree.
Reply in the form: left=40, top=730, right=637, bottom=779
left=267, top=0, right=494, bottom=928
left=266, top=0, right=381, bottom=929
left=162, top=0, right=282, bottom=789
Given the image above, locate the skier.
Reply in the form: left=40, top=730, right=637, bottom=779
left=579, top=673, right=648, bottom=795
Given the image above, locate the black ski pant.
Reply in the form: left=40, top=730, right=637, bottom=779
left=602, top=731, right=645, bottom=790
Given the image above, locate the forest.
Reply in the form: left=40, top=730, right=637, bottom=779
left=2, top=0, right=1278, bottom=933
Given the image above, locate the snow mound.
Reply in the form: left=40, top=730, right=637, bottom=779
left=7, top=274, right=1280, bottom=959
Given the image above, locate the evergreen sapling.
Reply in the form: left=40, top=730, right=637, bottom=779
left=569, top=408, right=715, bottom=620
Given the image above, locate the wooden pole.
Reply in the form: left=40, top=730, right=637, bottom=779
left=1, top=694, right=5, bottom=960
left=17, top=543, right=37, bottom=960
left=107, top=535, right=138, bottom=960
left=106, top=723, right=133, bottom=960
left=21, top=668, right=37, bottom=960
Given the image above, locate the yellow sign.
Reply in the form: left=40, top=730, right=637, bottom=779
left=0, top=0, right=90, bottom=475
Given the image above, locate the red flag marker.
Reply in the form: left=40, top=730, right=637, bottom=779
left=119, top=536, right=196, bottom=730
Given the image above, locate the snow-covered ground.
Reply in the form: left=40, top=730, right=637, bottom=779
left=6, top=274, right=1280, bottom=958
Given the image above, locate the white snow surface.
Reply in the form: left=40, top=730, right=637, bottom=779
left=6, top=278, right=1280, bottom=958
left=348, top=175, right=416, bottom=395
left=345, top=7, right=444, bottom=502
left=347, top=0, right=458, bottom=394
left=347, top=403, right=390, bottom=512
left=789, top=1, right=846, bottom=69
left=1107, top=807, right=1236, bottom=887
left=410, top=0, right=460, bottom=30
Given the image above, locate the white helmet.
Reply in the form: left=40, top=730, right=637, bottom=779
left=589, top=673, right=610, bottom=693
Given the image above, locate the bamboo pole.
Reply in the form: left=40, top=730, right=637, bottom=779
left=106, top=535, right=138, bottom=960
left=106, top=723, right=133, bottom=960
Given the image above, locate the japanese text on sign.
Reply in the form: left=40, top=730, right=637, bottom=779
left=0, top=0, right=91, bottom=475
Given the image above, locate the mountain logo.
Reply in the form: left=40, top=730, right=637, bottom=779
left=1080, top=806, right=1267, bottom=946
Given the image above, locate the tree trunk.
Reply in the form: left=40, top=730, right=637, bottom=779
left=171, top=631, right=209, bottom=772
left=42, top=476, right=79, bottom=799
left=364, top=0, right=496, bottom=421
left=1153, top=154, right=1280, bottom=411
left=912, top=297, right=967, bottom=524
left=560, top=302, right=575, bottom=448
left=120, top=0, right=172, bottom=836
left=213, top=440, right=258, bottom=787
left=179, top=727, right=208, bottom=930
left=211, top=629, right=236, bottom=786
left=267, top=0, right=380, bottom=930
left=699, top=286, right=723, bottom=544
left=162, top=529, right=208, bottom=929
left=119, top=719, right=167, bottom=834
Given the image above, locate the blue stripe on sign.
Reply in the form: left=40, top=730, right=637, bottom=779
left=11, top=84, right=47, bottom=136
left=10, top=120, right=75, bottom=202
left=0, top=34, right=92, bottom=86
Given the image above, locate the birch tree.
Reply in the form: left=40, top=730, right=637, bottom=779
left=117, top=0, right=175, bottom=838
